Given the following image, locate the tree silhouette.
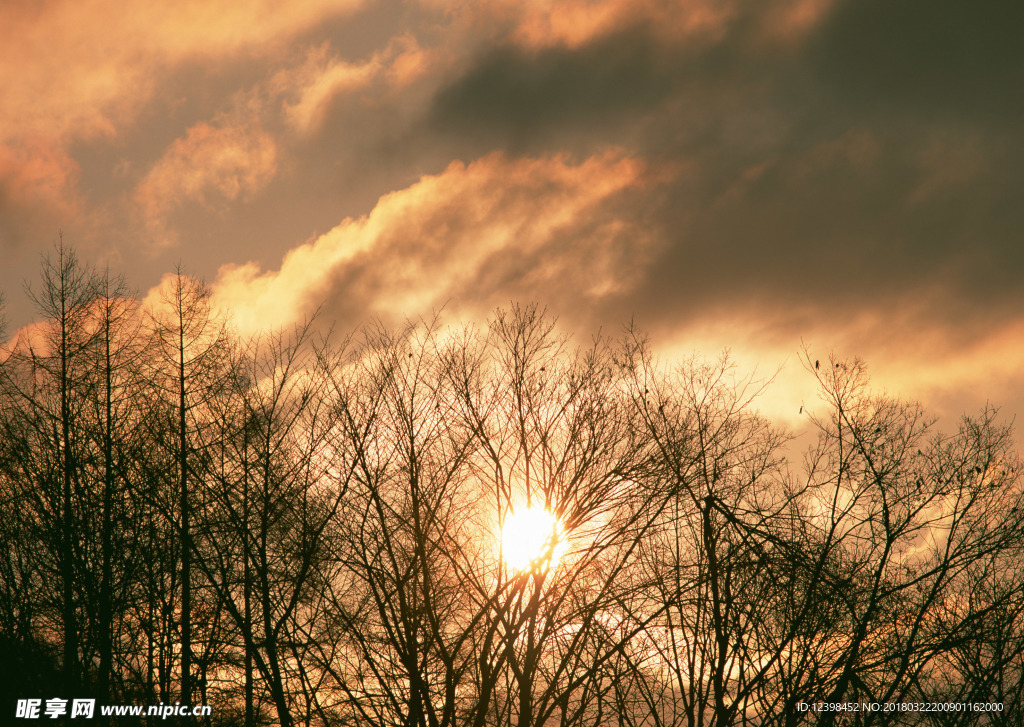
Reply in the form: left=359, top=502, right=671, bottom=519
left=143, top=269, right=230, bottom=709
left=1, top=249, right=1022, bottom=726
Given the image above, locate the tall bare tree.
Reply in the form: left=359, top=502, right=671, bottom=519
left=144, top=269, right=229, bottom=707
left=86, top=271, right=143, bottom=704
left=2, top=256, right=1023, bottom=726
left=12, top=240, right=101, bottom=695
left=193, top=319, right=350, bottom=727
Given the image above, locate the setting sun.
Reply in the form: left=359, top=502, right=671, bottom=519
left=500, top=505, right=568, bottom=573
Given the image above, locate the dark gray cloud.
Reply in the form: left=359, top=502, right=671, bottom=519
left=809, top=0, right=1024, bottom=123
left=429, top=25, right=680, bottom=149
left=425, top=0, right=1024, bottom=342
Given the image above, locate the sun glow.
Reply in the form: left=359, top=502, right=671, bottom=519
left=500, top=505, right=568, bottom=573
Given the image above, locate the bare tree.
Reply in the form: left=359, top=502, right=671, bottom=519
left=798, top=357, right=1024, bottom=727
left=311, top=308, right=688, bottom=727
left=85, top=270, right=144, bottom=704
left=3, top=258, right=1023, bottom=727
left=194, top=319, right=349, bottom=727
left=2, top=240, right=101, bottom=696
left=143, top=269, right=229, bottom=708
left=613, top=336, right=795, bottom=727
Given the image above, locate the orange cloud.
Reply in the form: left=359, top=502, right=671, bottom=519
left=418, top=0, right=832, bottom=53
left=765, top=0, right=836, bottom=41
left=0, top=0, right=365, bottom=142
left=414, top=0, right=739, bottom=50
left=656, top=293, right=1024, bottom=436
left=513, top=0, right=737, bottom=49
left=0, top=0, right=363, bottom=213
left=275, top=35, right=436, bottom=135
left=385, top=34, right=435, bottom=87
left=827, top=308, right=1024, bottom=422
left=276, top=45, right=384, bottom=135
left=211, top=150, right=654, bottom=336
left=0, top=141, right=81, bottom=218
left=133, top=117, right=278, bottom=243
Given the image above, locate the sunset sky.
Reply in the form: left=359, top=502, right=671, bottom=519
left=2, top=0, right=1022, bottom=429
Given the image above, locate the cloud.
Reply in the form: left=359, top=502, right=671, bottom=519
left=277, top=45, right=384, bottom=135
left=426, top=0, right=1024, bottom=333
left=4, top=0, right=1022, bottom=430
left=275, top=35, right=436, bottom=136
left=385, top=35, right=435, bottom=88
left=807, top=0, right=1024, bottom=123
left=0, top=0, right=363, bottom=226
left=508, top=0, right=736, bottom=49
left=416, top=0, right=838, bottom=62
left=211, top=150, right=655, bottom=335
left=0, top=143, right=78, bottom=205
left=0, top=0, right=365, bottom=143
left=0, top=141, right=82, bottom=250
left=425, top=0, right=829, bottom=153
left=416, top=0, right=742, bottom=51
left=133, top=117, right=278, bottom=244
left=652, top=296, right=1024, bottom=436
left=430, top=28, right=679, bottom=147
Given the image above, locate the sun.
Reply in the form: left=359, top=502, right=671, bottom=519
left=500, top=505, right=568, bottom=573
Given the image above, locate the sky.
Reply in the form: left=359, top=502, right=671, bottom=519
left=2, top=0, right=1023, bottom=432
